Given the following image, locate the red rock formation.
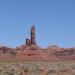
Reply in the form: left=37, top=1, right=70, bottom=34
left=31, top=25, right=36, bottom=44
left=0, top=26, right=75, bottom=61
left=26, top=38, right=31, bottom=46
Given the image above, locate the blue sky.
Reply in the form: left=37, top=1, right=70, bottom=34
left=0, top=0, right=75, bottom=48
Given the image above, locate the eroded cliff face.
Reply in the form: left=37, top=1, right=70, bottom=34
left=0, top=26, right=75, bottom=61
left=0, top=44, right=75, bottom=61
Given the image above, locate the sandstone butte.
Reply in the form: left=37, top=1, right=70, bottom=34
left=0, top=26, right=75, bottom=62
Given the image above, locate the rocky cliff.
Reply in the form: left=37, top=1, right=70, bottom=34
left=0, top=26, right=75, bottom=61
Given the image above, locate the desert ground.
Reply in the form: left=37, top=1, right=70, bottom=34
left=0, top=61, right=75, bottom=75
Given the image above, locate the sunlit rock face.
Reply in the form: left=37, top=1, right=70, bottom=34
left=0, top=26, right=75, bottom=61
left=0, top=44, right=75, bottom=61
left=0, top=26, right=75, bottom=75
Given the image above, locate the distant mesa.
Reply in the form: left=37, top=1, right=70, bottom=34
left=0, top=25, right=75, bottom=61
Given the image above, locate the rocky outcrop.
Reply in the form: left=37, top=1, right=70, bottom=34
left=0, top=26, right=75, bottom=61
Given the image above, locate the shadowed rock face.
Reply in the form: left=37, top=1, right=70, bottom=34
left=26, top=25, right=36, bottom=46
left=0, top=26, right=75, bottom=61
left=31, top=25, right=36, bottom=44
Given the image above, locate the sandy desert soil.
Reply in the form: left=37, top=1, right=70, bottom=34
left=0, top=61, right=75, bottom=75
